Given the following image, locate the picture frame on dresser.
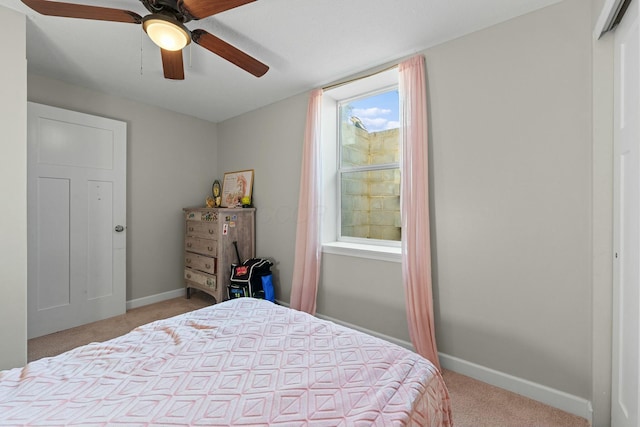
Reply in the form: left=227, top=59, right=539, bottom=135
left=221, top=169, right=254, bottom=207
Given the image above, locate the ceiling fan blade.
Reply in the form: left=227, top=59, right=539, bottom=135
left=179, top=0, right=255, bottom=20
left=161, top=48, right=185, bottom=80
left=21, top=0, right=142, bottom=23
left=192, top=29, right=268, bottom=77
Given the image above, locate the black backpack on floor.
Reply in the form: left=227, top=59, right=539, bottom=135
left=228, top=241, right=273, bottom=299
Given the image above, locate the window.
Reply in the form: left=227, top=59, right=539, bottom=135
left=322, top=68, right=402, bottom=261
left=338, top=90, right=400, bottom=242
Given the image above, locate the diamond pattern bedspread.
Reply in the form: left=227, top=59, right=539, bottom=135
left=0, top=298, right=452, bottom=426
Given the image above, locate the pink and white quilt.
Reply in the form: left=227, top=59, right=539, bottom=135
left=0, top=298, right=453, bottom=426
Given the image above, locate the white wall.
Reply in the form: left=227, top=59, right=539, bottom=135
left=218, top=0, right=604, bottom=414
left=0, top=5, right=27, bottom=370
left=27, top=75, right=219, bottom=300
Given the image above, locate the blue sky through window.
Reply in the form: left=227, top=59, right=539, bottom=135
left=347, top=90, right=399, bottom=132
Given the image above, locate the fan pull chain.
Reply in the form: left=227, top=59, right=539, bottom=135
left=140, top=28, right=144, bottom=76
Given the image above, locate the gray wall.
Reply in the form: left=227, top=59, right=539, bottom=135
left=218, top=0, right=601, bottom=404
left=429, top=0, right=592, bottom=398
left=0, top=5, right=27, bottom=370
left=27, top=75, right=219, bottom=300
left=216, top=93, right=308, bottom=293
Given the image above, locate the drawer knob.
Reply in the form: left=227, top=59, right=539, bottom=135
left=186, top=258, right=192, bottom=264
left=188, top=227, right=194, bottom=231
left=186, top=273, right=191, bottom=279
left=205, top=263, right=211, bottom=269
left=209, top=229, right=214, bottom=234
left=207, top=246, right=213, bottom=251
left=187, top=243, right=192, bottom=248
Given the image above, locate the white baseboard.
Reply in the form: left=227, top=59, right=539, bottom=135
left=436, top=353, right=592, bottom=423
left=126, top=288, right=185, bottom=310
left=275, top=300, right=593, bottom=423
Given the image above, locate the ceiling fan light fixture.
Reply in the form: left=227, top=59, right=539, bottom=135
left=142, top=14, right=191, bottom=51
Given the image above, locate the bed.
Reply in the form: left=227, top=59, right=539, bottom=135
left=0, top=298, right=452, bottom=426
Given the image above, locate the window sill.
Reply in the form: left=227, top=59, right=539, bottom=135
left=322, top=241, right=402, bottom=263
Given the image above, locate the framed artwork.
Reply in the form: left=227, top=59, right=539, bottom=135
left=221, top=169, right=254, bottom=208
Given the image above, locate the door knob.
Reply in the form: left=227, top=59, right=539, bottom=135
left=115, top=225, right=125, bottom=232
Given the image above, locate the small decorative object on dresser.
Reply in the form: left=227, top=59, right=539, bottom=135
left=212, top=179, right=222, bottom=207
left=183, top=207, right=255, bottom=302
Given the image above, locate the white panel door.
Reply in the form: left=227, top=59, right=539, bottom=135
left=27, top=103, right=127, bottom=339
left=612, top=1, right=640, bottom=426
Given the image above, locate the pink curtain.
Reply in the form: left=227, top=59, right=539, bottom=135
left=399, top=55, right=441, bottom=370
left=290, top=89, right=323, bottom=315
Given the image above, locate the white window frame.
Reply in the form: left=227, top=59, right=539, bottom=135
left=321, top=68, right=401, bottom=262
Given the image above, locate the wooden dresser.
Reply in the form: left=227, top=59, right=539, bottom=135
left=183, top=207, right=255, bottom=302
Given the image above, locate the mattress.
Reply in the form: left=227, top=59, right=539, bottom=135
left=0, top=298, right=452, bottom=426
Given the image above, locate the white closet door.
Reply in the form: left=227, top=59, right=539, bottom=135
left=27, top=102, right=127, bottom=338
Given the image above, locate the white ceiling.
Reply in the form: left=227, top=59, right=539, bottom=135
left=1, top=0, right=563, bottom=123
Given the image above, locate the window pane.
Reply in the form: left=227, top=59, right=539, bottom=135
left=340, top=90, right=399, bottom=168
left=341, top=168, right=401, bottom=241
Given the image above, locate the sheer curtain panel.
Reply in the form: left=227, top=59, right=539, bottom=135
left=399, top=55, right=441, bottom=370
left=290, top=89, right=323, bottom=315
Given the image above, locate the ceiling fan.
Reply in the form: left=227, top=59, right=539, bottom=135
left=21, top=0, right=269, bottom=80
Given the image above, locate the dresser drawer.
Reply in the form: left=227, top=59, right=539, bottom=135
left=185, top=236, right=217, bottom=257
left=184, top=253, right=216, bottom=274
left=184, top=269, right=217, bottom=291
left=186, top=220, right=218, bottom=239
left=185, top=210, right=218, bottom=222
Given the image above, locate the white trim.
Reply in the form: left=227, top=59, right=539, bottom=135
left=126, top=288, right=185, bottom=310
left=322, top=241, right=401, bottom=262
left=439, top=353, right=593, bottom=423
left=595, top=0, right=625, bottom=39
left=276, top=299, right=592, bottom=423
